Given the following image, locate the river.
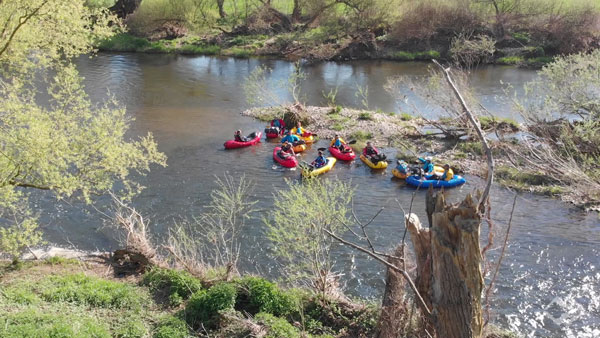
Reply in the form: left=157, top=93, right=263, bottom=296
left=35, top=53, right=599, bottom=337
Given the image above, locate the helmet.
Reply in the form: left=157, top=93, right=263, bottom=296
left=426, top=156, right=433, bottom=162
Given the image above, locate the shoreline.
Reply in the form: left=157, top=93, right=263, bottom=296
left=243, top=105, right=599, bottom=211
left=97, top=33, right=554, bottom=68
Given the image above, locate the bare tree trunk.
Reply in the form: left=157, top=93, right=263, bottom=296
left=292, top=0, right=301, bottom=23
left=376, top=246, right=407, bottom=338
left=407, top=192, right=484, bottom=338
left=216, top=0, right=226, bottom=19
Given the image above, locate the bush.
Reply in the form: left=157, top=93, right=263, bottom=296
left=236, top=277, right=299, bottom=317
left=349, top=130, right=373, bottom=141
left=399, top=112, right=413, bottom=121
left=0, top=309, right=111, bottom=338
left=153, top=315, right=189, bottom=338
left=185, top=283, right=237, bottom=328
left=255, top=312, right=301, bottom=338
left=358, top=112, right=373, bottom=121
left=41, top=273, right=144, bottom=309
left=142, top=267, right=203, bottom=305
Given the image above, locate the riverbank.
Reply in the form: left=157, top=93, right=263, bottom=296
left=97, top=32, right=555, bottom=67
left=243, top=105, right=599, bottom=211
left=1, top=252, right=517, bottom=338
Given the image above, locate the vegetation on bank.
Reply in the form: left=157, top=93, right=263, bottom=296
left=0, top=259, right=378, bottom=337
left=94, top=0, right=600, bottom=65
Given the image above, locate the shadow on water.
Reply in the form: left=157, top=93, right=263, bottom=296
left=30, top=53, right=599, bottom=337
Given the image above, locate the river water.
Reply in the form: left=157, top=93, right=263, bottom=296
left=36, top=54, right=598, bottom=337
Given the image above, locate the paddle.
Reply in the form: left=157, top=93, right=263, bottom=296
left=317, top=147, right=327, bottom=152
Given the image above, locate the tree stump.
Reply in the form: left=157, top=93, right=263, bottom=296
left=407, top=192, right=484, bottom=338
left=376, top=245, right=408, bottom=338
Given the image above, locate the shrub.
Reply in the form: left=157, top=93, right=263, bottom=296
left=236, top=277, right=298, bottom=317
left=41, top=273, right=144, bottom=309
left=142, top=267, right=203, bottom=305
left=44, top=256, right=78, bottom=266
left=457, top=141, right=483, bottom=156
left=185, top=283, right=237, bottom=328
left=0, top=309, right=111, bottom=338
left=349, top=130, right=373, bottom=141
left=255, top=312, right=301, bottom=338
left=450, top=34, right=496, bottom=67
left=399, top=112, right=413, bottom=121
left=153, top=315, right=189, bottom=338
left=511, top=32, right=530, bottom=44
left=358, top=112, right=373, bottom=121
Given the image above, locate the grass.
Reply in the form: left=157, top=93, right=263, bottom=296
left=496, top=165, right=562, bottom=195
left=358, top=112, right=373, bottom=120
left=97, top=33, right=150, bottom=52
left=479, top=116, right=519, bottom=130
left=399, top=112, right=414, bottom=121
left=388, top=50, right=441, bottom=61
left=497, top=56, right=524, bottom=65
left=179, top=44, right=221, bottom=55
left=349, top=130, right=373, bottom=141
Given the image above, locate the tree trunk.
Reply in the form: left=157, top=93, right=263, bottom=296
left=407, top=191, right=484, bottom=338
left=109, top=0, right=142, bottom=19
left=292, top=0, right=301, bottom=23
left=376, top=246, right=407, bottom=338
left=216, top=0, right=226, bottom=19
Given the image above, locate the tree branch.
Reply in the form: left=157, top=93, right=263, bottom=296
left=324, top=228, right=431, bottom=315
left=0, top=0, right=49, bottom=57
left=433, top=59, right=494, bottom=212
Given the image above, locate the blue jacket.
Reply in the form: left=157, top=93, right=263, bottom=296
left=419, top=158, right=434, bottom=173
left=313, top=155, right=327, bottom=167
left=281, top=134, right=300, bottom=144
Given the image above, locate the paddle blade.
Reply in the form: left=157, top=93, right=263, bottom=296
left=348, top=140, right=357, bottom=144
left=317, top=147, right=327, bottom=152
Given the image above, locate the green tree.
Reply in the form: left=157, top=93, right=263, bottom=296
left=264, top=179, right=353, bottom=296
left=0, top=0, right=166, bottom=261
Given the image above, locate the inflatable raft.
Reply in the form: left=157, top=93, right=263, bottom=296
left=273, top=147, right=298, bottom=168
left=360, top=154, right=388, bottom=169
left=301, top=157, right=336, bottom=178
left=292, top=143, right=307, bottom=153
left=329, top=146, right=356, bottom=161
left=293, top=132, right=314, bottom=144
left=392, top=168, right=408, bottom=179
left=265, top=127, right=283, bottom=139
left=405, top=174, right=466, bottom=188
left=224, top=132, right=262, bottom=149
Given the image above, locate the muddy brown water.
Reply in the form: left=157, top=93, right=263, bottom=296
left=33, top=54, right=599, bottom=337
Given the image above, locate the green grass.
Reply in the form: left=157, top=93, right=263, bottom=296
left=358, top=112, right=373, bottom=120
left=496, top=165, right=560, bottom=194
left=349, top=130, right=373, bottom=141
left=142, top=267, right=203, bottom=306
left=0, top=309, right=112, bottom=338
left=497, top=56, right=524, bottom=65
left=224, top=47, right=255, bottom=58
left=457, top=141, right=483, bottom=155
left=98, top=33, right=151, bottom=52
left=479, top=116, right=519, bottom=130
left=389, top=50, right=441, bottom=61
left=179, top=44, right=221, bottom=55
left=399, top=112, right=414, bottom=121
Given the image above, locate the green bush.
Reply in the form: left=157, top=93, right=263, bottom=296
left=236, top=277, right=298, bottom=317
left=0, top=309, right=111, bottom=338
left=399, top=112, right=413, bottom=121
left=153, top=315, right=189, bottom=338
left=40, top=273, right=144, bottom=309
left=255, top=312, right=301, bottom=338
left=142, top=267, right=202, bottom=305
left=97, top=33, right=150, bottom=52
left=511, top=32, right=530, bottom=44
left=185, top=283, right=237, bottom=328
left=349, top=130, right=373, bottom=141
left=358, top=112, right=373, bottom=121
left=415, top=50, right=441, bottom=60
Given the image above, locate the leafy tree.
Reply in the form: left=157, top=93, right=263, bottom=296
left=0, top=0, right=166, bottom=261
left=264, top=179, right=353, bottom=296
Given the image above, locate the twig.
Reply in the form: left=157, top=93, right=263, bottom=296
left=484, top=193, right=517, bottom=326
left=323, top=228, right=431, bottom=315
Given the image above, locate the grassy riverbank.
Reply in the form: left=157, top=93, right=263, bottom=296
left=243, top=105, right=598, bottom=210
left=96, top=0, right=600, bottom=65
left=1, top=256, right=518, bottom=338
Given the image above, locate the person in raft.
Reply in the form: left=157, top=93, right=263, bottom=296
left=267, top=119, right=284, bottom=135
left=438, top=164, right=454, bottom=181
left=395, top=160, right=409, bottom=175
left=234, top=130, right=248, bottom=142
left=279, top=142, right=295, bottom=159
left=330, top=134, right=350, bottom=152
left=281, top=130, right=302, bottom=145
left=363, top=141, right=386, bottom=164
left=294, top=122, right=311, bottom=137
left=417, top=156, right=435, bottom=176
left=311, top=150, right=327, bottom=169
